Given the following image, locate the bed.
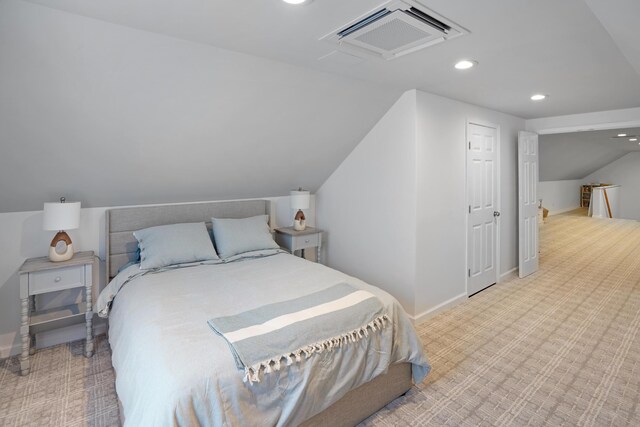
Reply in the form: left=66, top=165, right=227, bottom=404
left=98, top=200, right=430, bottom=426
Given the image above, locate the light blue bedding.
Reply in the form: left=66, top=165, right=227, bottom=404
left=97, top=252, right=430, bottom=426
left=134, top=222, right=219, bottom=269
left=212, top=215, right=279, bottom=258
left=208, top=283, right=388, bottom=384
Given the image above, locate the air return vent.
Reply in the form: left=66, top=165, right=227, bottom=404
left=321, top=0, right=467, bottom=60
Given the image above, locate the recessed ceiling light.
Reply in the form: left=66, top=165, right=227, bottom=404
left=454, top=60, right=476, bottom=70
left=282, top=0, right=309, bottom=4
left=530, top=94, right=547, bottom=101
left=630, top=138, right=638, bottom=142
left=618, top=133, right=627, bottom=137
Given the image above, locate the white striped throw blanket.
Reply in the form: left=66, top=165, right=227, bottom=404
left=208, top=283, right=389, bottom=385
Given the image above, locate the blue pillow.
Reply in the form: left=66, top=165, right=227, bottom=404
left=133, top=222, right=219, bottom=270
left=212, top=215, right=279, bottom=259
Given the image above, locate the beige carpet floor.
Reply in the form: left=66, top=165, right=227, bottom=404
left=2, top=211, right=640, bottom=426
left=365, top=210, right=640, bottom=426
left=0, top=337, right=118, bottom=426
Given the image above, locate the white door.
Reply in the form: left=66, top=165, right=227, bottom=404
left=467, top=123, right=499, bottom=296
left=518, top=131, right=539, bottom=278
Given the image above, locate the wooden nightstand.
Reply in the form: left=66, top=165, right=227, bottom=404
left=18, top=251, right=97, bottom=375
left=275, top=227, right=323, bottom=264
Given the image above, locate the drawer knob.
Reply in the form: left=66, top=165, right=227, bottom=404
left=54, top=276, right=62, bottom=283
left=305, top=239, right=310, bottom=243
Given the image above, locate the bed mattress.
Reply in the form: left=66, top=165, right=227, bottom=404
left=97, top=252, right=430, bottom=426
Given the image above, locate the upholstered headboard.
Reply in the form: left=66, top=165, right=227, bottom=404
left=105, top=200, right=272, bottom=283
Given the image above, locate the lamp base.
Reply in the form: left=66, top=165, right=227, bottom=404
left=293, top=209, right=306, bottom=231
left=49, top=231, right=74, bottom=262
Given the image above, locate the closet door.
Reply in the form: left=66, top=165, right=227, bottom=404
left=467, top=122, right=499, bottom=296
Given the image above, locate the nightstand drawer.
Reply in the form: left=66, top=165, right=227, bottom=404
left=274, top=227, right=323, bottom=264
left=291, top=233, right=319, bottom=251
left=29, top=265, right=85, bottom=295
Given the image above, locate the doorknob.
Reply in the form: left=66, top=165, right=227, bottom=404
left=493, top=211, right=501, bottom=217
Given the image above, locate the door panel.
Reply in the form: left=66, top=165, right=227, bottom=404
left=471, top=225, right=482, bottom=275
left=472, top=160, right=482, bottom=209
left=518, top=131, right=539, bottom=278
left=484, top=222, right=494, bottom=270
left=485, top=161, right=494, bottom=207
left=467, top=123, right=499, bottom=296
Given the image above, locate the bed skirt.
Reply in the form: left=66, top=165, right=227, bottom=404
left=117, top=362, right=412, bottom=426
left=301, top=362, right=412, bottom=427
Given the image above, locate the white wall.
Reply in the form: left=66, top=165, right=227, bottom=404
left=316, top=91, right=418, bottom=315
left=538, top=180, right=582, bottom=214
left=527, top=107, right=640, bottom=218
left=0, top=196, right=314, bottom=357
left=583, top=152, right=640, bottom=220
left=317, top=89, right=526, bottom=320
left=0, top=0, right=399, bottom=213
left=414, top=91, right=525, bottom=317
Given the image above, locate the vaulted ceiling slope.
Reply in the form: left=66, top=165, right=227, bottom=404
left=0, top=0, right=401, bottom=213
left=540, top=128, right=640, bottom=181
left=25, top=0, right=640, bottom=119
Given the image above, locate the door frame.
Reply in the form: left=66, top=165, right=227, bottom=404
left=465, top=119, right=501, bottom=296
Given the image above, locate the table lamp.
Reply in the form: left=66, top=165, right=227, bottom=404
left=43, top=197, right=81, bottom=262
left=290, top=188, right=310, bottom=231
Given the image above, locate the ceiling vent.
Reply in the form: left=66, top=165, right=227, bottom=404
left=320, top=0, right=467, bottom=60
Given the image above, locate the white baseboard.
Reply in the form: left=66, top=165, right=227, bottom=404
left=0, top=341, right=21, bottom=359
left=407, top=268, right=520, bottom=326
left=500, top=267, right=518, bottom=281
left=548, top=206, right=581, bottom=216
left=0, top=321, right=107, bottom=359
left=410, top=292, right=468, bottom=325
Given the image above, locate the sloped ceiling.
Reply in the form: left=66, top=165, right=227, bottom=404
left=4, top=0, right=640, bottom=212
left=24, top=0, right=640, bottom=119
left=585, top=0, right=640, bottom=78
left=0, top=1, right=401, bottom=213
left=540, top=128, right=640, bottom=181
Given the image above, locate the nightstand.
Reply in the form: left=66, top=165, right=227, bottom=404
left=275, top=227, right=323, bottom=264
left=18, top=251, right=97, bottom=375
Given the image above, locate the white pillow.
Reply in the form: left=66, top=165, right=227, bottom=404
left=212, top=215, right=279, bottom=259
left=133, top=222, right=219, bottom=270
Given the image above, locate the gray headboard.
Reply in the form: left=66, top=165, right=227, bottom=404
left=105, top=200, right=272, bottom=282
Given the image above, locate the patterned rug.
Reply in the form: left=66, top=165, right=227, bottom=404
left=0, top=338, right=118, bottom=426
left=365, top=210, right=640, bottom=426
left=1, top=211, right=639, bottom=426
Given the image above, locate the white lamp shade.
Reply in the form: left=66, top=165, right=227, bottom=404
left=43, top=202, right=81, bottom=231
left=290, top=190, right=310, bottom=210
